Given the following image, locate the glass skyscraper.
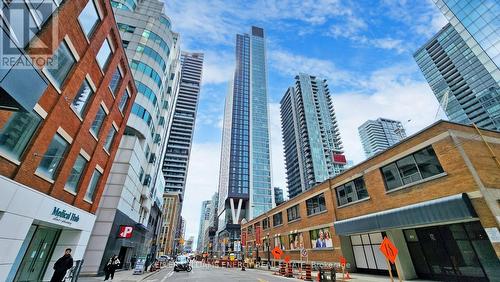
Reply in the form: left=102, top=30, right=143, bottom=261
left=415, top=23, right=500, bottom=130
left=358, top=118, right=407, bottom=158
left=280, top=74, right=346, bottom=199
left=432, top=0, right=499, bottom=69
left=216, top=26, right=273, bottom=255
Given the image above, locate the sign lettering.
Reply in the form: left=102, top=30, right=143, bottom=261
left=118, top=226, right=134, bottom=238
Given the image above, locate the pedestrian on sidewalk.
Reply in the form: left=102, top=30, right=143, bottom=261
left=130, top=256, right=137, bottom=269
left=50, top=248, right=73, bottom=282
left=104, top=255, right=120, bottom=281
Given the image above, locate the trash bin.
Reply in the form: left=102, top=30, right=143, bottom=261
left=318, top=267, right=336, bottom=282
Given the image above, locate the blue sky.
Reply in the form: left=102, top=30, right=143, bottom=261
left=163, top=0, right=449, bottom=245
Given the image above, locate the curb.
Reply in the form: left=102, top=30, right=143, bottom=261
left=139, top=267, right=168, bottom=281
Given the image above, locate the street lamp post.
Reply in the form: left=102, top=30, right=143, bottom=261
left=266, top=234, right=270, bottom=270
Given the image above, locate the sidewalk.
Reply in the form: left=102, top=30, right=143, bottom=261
left=78, top=268, right=164, bottom=282
left=250, top=263, right=435, bottom=282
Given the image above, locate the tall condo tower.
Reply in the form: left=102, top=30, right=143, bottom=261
left=163, top=52, right=204, bottom=196
left=280, top=74, right=346, bottom=199
left=415, top=23, right=500, bottom=131
left=83, top=0, right=182, bottom=275
left=216, top=26, right=273, bottom=255
left=432, top=0, right=499, bottom=69
left=196, top=200, right=212, bottom=253
left=358, top=118, right=407, bottom=158
left=161, top=52, right=204, bottom=254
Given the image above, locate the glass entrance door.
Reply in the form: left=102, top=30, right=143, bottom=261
left=14, top=225, right=60, bottom=281
left=404, top=222, right=498, bottom=281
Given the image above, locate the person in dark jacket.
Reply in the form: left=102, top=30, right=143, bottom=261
left=104, top=255, right=120, bottom=281
left=50, top=248, right=73, bottom=282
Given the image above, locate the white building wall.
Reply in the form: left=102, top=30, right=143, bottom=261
left=0, top=176, right=96, bottom=282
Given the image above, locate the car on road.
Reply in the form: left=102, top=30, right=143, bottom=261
left=174, top=255, right=192, bottom=272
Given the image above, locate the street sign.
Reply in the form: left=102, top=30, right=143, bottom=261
left=272, top=246, right=283, bottom=259
left=118, top=225, right=133, bottom=238
left=380, top=237, right=398, bottom=264
left=284, top=256, right=291, bottom=263
left=256, top=225, right=261, bottom=245
left=301, top=248, right=307, bottom=258
left=241, top=231, right=247, bottom=247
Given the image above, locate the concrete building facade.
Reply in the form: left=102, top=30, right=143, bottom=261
left=0, top=0, right=136, bottom=280
left=358, top=118, right=407, bottom=158
left=242, top=121, right=500, bottom=281
left=280, top=74, right=346, bottom=199
left=82, top=0, right=182, bottom=275
left=157, top=191, right=181, bottom=256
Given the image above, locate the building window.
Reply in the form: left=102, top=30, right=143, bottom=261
left=117, top=23, right=136, bottom=33
left=90, top=106, right=106, bottom=137
left=336, top=177, right=369, bottom=206
left=0, top=110, right=41, bottom=160
left=78, top=0, right=100, bottom=38
left=84, top=169, right=102, bottom=202
left=306, top=193, right=327, bottom=215
left=103, top=126, right=117, bottom=152
left=109, top=67, right=121, bottom=94
left=44, top=42, right=76, bottom=89
left=262, top=218, right=269, bottom=230
left=65, top=155, right=88, bottom=193
left=96, top=39, right=112, bottom=70
left=381, top=146, right=444, bottom=191
left=71, top=78, right=94, bottom=117
left=36, top=133, right=69, bottom=179
left=351, top=232, right=387, bottom=271
left=119, top=90, right=129, bottom=113
left=287, top=204, right=300, bottom=222
left=272, top=212, right=283, bottom=226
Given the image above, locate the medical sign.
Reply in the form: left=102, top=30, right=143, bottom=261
left=118, top=225, right=134, bottom=238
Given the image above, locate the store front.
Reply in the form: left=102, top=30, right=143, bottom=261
left=334, top=194, right=500, bottom=281
left=0, top=176, right=96, bottom=282
left=404, top=221, right=500, bottom=281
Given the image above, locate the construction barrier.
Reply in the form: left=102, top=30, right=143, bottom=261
left=279, top=262, right=286, bottom=276
left=285, top=263, right=293, bottom=278
left=304, top=264, right=312, bottom=281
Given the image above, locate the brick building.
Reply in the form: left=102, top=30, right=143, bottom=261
left=0, top=0, right=136, bottom=280
left=242, top=121, right=500, bottom=281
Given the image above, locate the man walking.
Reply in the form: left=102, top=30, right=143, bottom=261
left=50, top=248, right=74, bottom=282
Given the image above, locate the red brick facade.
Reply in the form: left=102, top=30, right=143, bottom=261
left=242, top=121, right=500, bottom=264
left=0, top=0, right=136, bottom=214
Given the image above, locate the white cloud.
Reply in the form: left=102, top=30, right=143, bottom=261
left=182, top=142, right=220, bottom=245
left=269, top=49, right=357, bottom=87
left=371, top=38, right=407, bottom=54
left=333, top=64, right=446, bottom=164
left=201, top=50, right=234, bottom=85
left=165, top=0, right=356, bottom=48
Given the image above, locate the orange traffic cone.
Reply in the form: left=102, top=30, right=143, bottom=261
left=345, top=271, right=351, bottom=279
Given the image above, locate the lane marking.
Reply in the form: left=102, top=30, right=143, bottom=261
left=160, top=270, right=174, bottom=282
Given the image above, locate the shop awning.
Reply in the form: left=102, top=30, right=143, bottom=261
left=334, top=193, right=477, bottom=235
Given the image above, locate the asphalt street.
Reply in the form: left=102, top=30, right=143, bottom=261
left=142, top=264, right=303, bottom=282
